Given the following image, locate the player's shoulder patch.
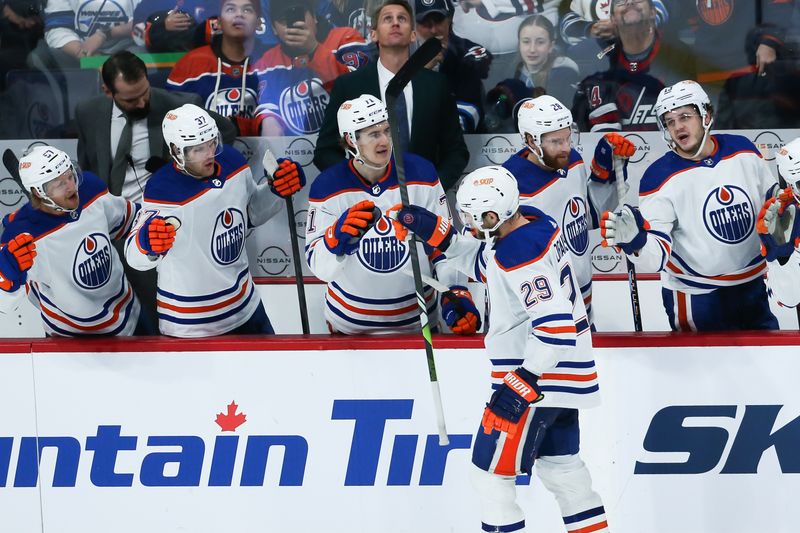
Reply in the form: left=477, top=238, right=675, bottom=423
left=640, top=151, right=692, bottom=196
left=494, top=215, right=560, bottom=271
left=714, top=133, right=761, bottom=159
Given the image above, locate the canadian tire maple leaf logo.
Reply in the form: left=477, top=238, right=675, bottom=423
left=215, top=401, right=247, bottom=432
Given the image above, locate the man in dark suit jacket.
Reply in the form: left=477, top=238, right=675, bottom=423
left=313, top=0, right=469, bottom=191
left=75, top=51, right=236, bottom=330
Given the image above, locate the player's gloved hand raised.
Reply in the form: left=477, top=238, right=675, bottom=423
left=757, top=195, right=800, bottom=261
left=600, top=205, right=650, bottom=255
left=482, top=367, right=544, bottom=437
left=269, top=158, right=306, bottom=198
left=0, top=233, right=36, bottom=291
left=137, top=215, right=177, bottom=256
left=441, top=286, right=481, bottom=335
left=324, top=200, right=379, bottom=256
left=591, top=132, right=635, bottom=183
left=389, top=204, right=455, bottom=251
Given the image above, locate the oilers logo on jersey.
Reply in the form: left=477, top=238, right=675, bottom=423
left=206, top=87, right=258, bottom=120
left=357, top=216, right=409, bottom=274
left=211, top=208, right=246, bottom=265
left=280, top=79, right=328, bottom=135
left=562, top=197, right=590, bottom=256
left=76, top=0, right=128, bottom=37
left=72, top=233, right=113, bottom=290
left=702, top=185, right=755, bottom=244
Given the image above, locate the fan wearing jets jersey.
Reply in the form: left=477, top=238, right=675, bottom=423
left=503, top=94, right=633, bottom=323
left=305, top=94, right=479, bottom=335
left=392, top=166, right=609, bottom=533
left=0, top=146, right=146, bottom=336
left=600, top=80, right=780, bottom=331
left=125, top=103, right=305, bottom=337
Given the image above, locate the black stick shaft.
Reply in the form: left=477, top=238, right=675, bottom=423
left=285, top=195, right=310, bottom=334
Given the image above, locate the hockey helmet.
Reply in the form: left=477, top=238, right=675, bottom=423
left=517, top=95, right=577, bottom=158
left=654, top=80, right=713, bottom=154
left=18, top=145, right=81, bottom=212
left=162, top=103, right=221, bottom=173
left=776, top=138, right=800, bottom=203
left=337, top=95, right=389, bottom=143
left=456, top=166, right=519, bottom=241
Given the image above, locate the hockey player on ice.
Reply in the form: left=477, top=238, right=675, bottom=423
left=0, top=145, right=147, bottom=336
left=600, top=80, right=780, bottom=331
left=393, top=166, right=610, bottom=533
left=125, top=103, right=305, bottom=337
left=504, top=94, right=635, bottom=323
left=305, top=94, right=480, bottom=335
left=758, top=138, right=800, bottom=309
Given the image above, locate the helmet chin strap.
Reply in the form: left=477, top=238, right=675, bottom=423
left=346, top=134, right=390, bottom=171
left=526, top=140, right=556, bottom=171
left=38, top=193, right=77, bottom=214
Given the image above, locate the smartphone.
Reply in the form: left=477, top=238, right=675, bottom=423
left=284, top=5, right=305, bottom=26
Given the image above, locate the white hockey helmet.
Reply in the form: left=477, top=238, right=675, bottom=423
left=776, top=138, right=800, bottom=203
left=517, top=95, right=577, bottom=159
left=654, top=80, right=713, bottom=156
left=162, top=103, right=221, bottom=173
left=18, top=145, right=81, bottom=213
left=337, top=94, right=390, bottom=165
left=456, top=166, right=519, bottom=241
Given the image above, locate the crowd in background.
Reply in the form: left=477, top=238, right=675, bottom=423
left=1, top=0, right=799, bottom=140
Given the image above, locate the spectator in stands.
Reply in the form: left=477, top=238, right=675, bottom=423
left=690, top=0, right=798, bottom=107
left=0, top=0, right=44, bottom=90
left=131, top=0, right=216, bottom=53
left=414, top=0, right=491, bottom=133
left=28, top=0, right=135, bottom=70
left=0, top=145, right=150, bottom=336
left=570, top=0, right=695, bottom=132
left=323, top=0, right=377, bottom=38
left=167, top=0, right=268, bottom=135
left=75, top=51, right=236, bottom=326
left=560, top=0, right=670, bottom=47
left=253, top=0, right=371, bottom=136
left=314, top=0, right=469, bottom=190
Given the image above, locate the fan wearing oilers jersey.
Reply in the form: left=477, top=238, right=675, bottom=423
left=166, top=0, right=270, bottom=136
left=503, top=94, right=634, bottom=323
left=759, top=138, right=800, bottom=308
left=600, top=80, right=780, bottom=331
left=305, top=94, right=479, bottom=335
left=0, top=146, right=146, bottom=336
left=125, top=103, right=305, bottom=337
left=392, top=167, right=608, bottom=533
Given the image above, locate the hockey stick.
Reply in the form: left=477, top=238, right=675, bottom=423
left=263, top=148, right=310, bottom=334
left=385, top=37, right=449, bottom=446
left=2, top=149, right=30, bottom=200
left=614, top=156, right=643, bottom=332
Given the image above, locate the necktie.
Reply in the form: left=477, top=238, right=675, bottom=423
left=394, top=91, right=410, bottom=155
left=110, top=117, right=132, bottom=196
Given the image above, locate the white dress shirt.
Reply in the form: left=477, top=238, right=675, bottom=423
left=110, top=102, right=151, bottom=203
left=377, top=58, right=413, bottom=138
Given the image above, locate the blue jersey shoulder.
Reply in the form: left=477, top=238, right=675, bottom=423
left=309, top=158, right=357, bottom=202
left=714, top=133, right=761, bottom=159
left=494, top=215, right=559, bottom=270
left=402, top=152, right=439, bottom=185
left=640, top=150, right=689, bottom=195
left=79, top=171, right=109, bottom=204
left=1, top=203, right=66, bottom=242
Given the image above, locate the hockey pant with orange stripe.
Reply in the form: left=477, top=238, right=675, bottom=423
left=471, top=407, right=609, bottom=532
left=661, top=277, right=778, bottom=332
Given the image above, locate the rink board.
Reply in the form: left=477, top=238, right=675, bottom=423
left=0, top=335, right=798, bottom=533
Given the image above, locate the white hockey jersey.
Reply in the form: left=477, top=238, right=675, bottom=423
left=444, top=211, right=599, bottom=409
left=305, top=154, right=459, bottom=334
left=503, top=147, right=619, bottom=319
left=766, top=247, right=800, bottom=308
left=44, top=0, right=137, bottom=52
left=125, top=145, right=280, bottom=338
left=0, top=172, right=140, bottom=336
left=633, top=134, right=779, bottom=293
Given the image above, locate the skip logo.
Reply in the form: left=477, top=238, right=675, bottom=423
left=635, top=405, right=800, bottom=474
left=702, top=186, right=754, bottom=244
left=357, top=216, right=408, bottom=273
left=72, top=233, right=112, bottom=289
left=211, top=208, right=245, bottom=265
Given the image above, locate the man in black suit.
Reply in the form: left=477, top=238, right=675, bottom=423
left=312, top=0, right=469, bottom=190
left=75, top=51, right=237, bottom=328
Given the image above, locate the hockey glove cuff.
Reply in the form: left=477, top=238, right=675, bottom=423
left=0, top=233, right=36, bottom=291
left=591, top=133, right=634, bottom=182
left=441, top=285, right=481, bottom=335
left=391, top=204, right=455, bottom=251
left=482, top=367, right=544, bottom=437
left=269, top=158, right=306, bottom=198
left=757, top=196, right=800, bottom=261
left=600, top=205, right=650, bottom=255
left=324, top=200, right=378, bottom=256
